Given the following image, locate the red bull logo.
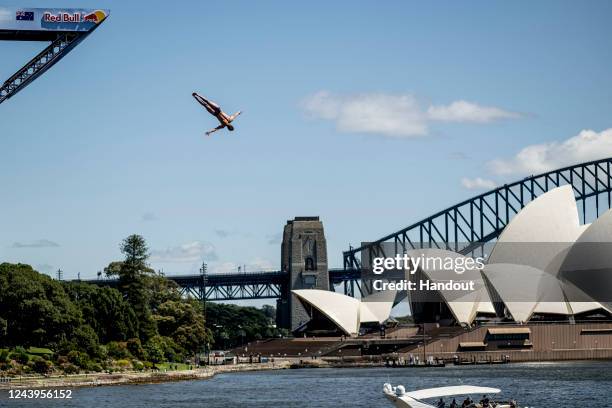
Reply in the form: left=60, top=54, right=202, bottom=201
left=42, top=9, right=107, bottom=24
left=43, top=12, right=80, bottom=23
left=83, top=10, right=107, bottom=24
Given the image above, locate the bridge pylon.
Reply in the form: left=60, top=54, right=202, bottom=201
left=277, top=217, right=329, bottom=331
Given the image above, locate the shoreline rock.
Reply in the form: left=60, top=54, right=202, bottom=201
left=0, top=361, right=291, bottom=389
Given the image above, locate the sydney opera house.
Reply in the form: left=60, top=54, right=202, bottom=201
left=292, top=186, right=612, bottom=337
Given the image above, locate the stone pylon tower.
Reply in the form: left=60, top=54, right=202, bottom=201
left=276, top=217, right=329, bottom=331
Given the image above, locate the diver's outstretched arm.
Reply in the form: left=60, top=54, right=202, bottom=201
left=228, top=111, right=242, bottom=122
left=205, top=124, right=224, bottom=136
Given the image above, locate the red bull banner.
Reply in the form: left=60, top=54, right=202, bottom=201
left=0, top=7, right=109, bottom=32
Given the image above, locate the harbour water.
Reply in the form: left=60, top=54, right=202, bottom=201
left=1, top=361, right=611, bottom=407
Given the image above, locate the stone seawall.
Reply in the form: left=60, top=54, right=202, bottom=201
left=0, top=361, right=291, bottom=389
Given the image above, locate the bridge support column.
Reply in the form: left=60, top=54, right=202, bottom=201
left=278, top=217, right=329, bottom=331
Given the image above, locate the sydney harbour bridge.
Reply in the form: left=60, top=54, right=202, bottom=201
left=85, top=158, right=612, bottom=306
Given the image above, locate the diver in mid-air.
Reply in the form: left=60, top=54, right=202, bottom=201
left=192, top=92, right=242, bottom=136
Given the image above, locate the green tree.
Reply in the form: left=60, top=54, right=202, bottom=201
left=0, top=263, right=82, bottom=349
left=10, top=348, right=30, bottom=365
left=146, top=274, right=182, bottom=311
left=144, top=336, right=165, bottom=365
left=106, top=341, right=131, bottom=359
left=31, top=356, right=53, bottom=374
left=64, top=282, right=138, bottom=343
left=153, top=300, right=211, bottom=355
left=71, top=325, right=101, bottom=358
left=106, top=235, right=157, bottom=340
left=261, top=305, right=276, bottom=321
left=127, top=338, right=146, bottom=360
left=0, top=317, right=7, bottom=341
left=67, top=350, right=90, bottom=369
left=206, top=303, right=275, bottom=349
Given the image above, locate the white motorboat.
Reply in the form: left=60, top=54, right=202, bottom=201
left=383, top=383, right=518, bottom=408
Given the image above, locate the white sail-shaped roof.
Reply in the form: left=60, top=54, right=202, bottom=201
left=476, top=299, right=496, bottom=315
left=559, top=208, right=612, bottom=312
left=569, top=301, right=607, bottom=315
left=562, top=269, right=607, bottom=315
left=407, top=249, right=494, bottom=325
left=292, top=289, right=361, bottom=335
left=488, top=185, right=581, bottom=271
left=482, top=264, right=567, bottom=322
left=484, top=186, right=609, bottom=320
left=292, top=289, right=394, bottom=335
left=361, top=290, right=395, bottom=323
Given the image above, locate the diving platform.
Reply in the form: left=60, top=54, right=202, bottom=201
left=0, top=7, right=109, bottom=104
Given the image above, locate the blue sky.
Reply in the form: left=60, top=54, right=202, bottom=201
left=1, top=0, right=612, bottom=289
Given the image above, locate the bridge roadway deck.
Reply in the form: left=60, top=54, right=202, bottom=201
left=80, top=268, right=362, bottom=300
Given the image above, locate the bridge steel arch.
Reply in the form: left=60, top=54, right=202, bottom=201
left=343, top=157, right=612, bottom=272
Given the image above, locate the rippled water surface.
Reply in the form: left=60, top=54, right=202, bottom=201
left=1, top=361, right=611, bottom=407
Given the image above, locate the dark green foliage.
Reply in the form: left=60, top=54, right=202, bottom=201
left=67, top=350, right=90, bottom=368
left=147, top=274, right=181, bottom=310
left=0, top=235, right=282, bottom=372
left=143, top=336, right=165, bottom=364
left=64, top=282, right=138, bottom=343
left=106, top=235, right=157, bottom=341
left=127, top=338, right=145, bottom=360
left=72, top=325, right=101, bottom=357
left=62, top=363, right=78, bottom=374
left=9, top=349, right=29, bottom=365
left=0, top=263, right=81, bottom=348
left=31, top=356, right=53, bottom=374
left=261, top=304, right=276, bottom=320
left=154, top=299, right=211, bottom=353
left=106, top=341, right=130, bottom=359
left=206, top=303, right=278, bottom=349
left=0, top=317, right=7, bottom=340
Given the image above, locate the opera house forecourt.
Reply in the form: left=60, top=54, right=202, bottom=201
left=291, top=186, right=612, bottom=361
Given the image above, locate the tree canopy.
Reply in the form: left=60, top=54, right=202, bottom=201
left=0, top=234, right=283, bottom=374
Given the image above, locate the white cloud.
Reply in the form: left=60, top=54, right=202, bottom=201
left=427, top=100, right=521, bottom=123
left=141, top=212, right=158, bottom=222
left=151, top=241, right=217, bottom=263
left=489, top=128, right=612, bottom=176
left=302, top=91, right=522, bottom=138
left=461, top=177, right=497, bottom=190
left=301, top=90, right=342, bottom=120
left=302, top=91, right=427, bottom=138
left=214, top=229, right=230, bottom=238
left=12, top=239, right=60, bottom=248
left=448, top=152, right=469, bottom=160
